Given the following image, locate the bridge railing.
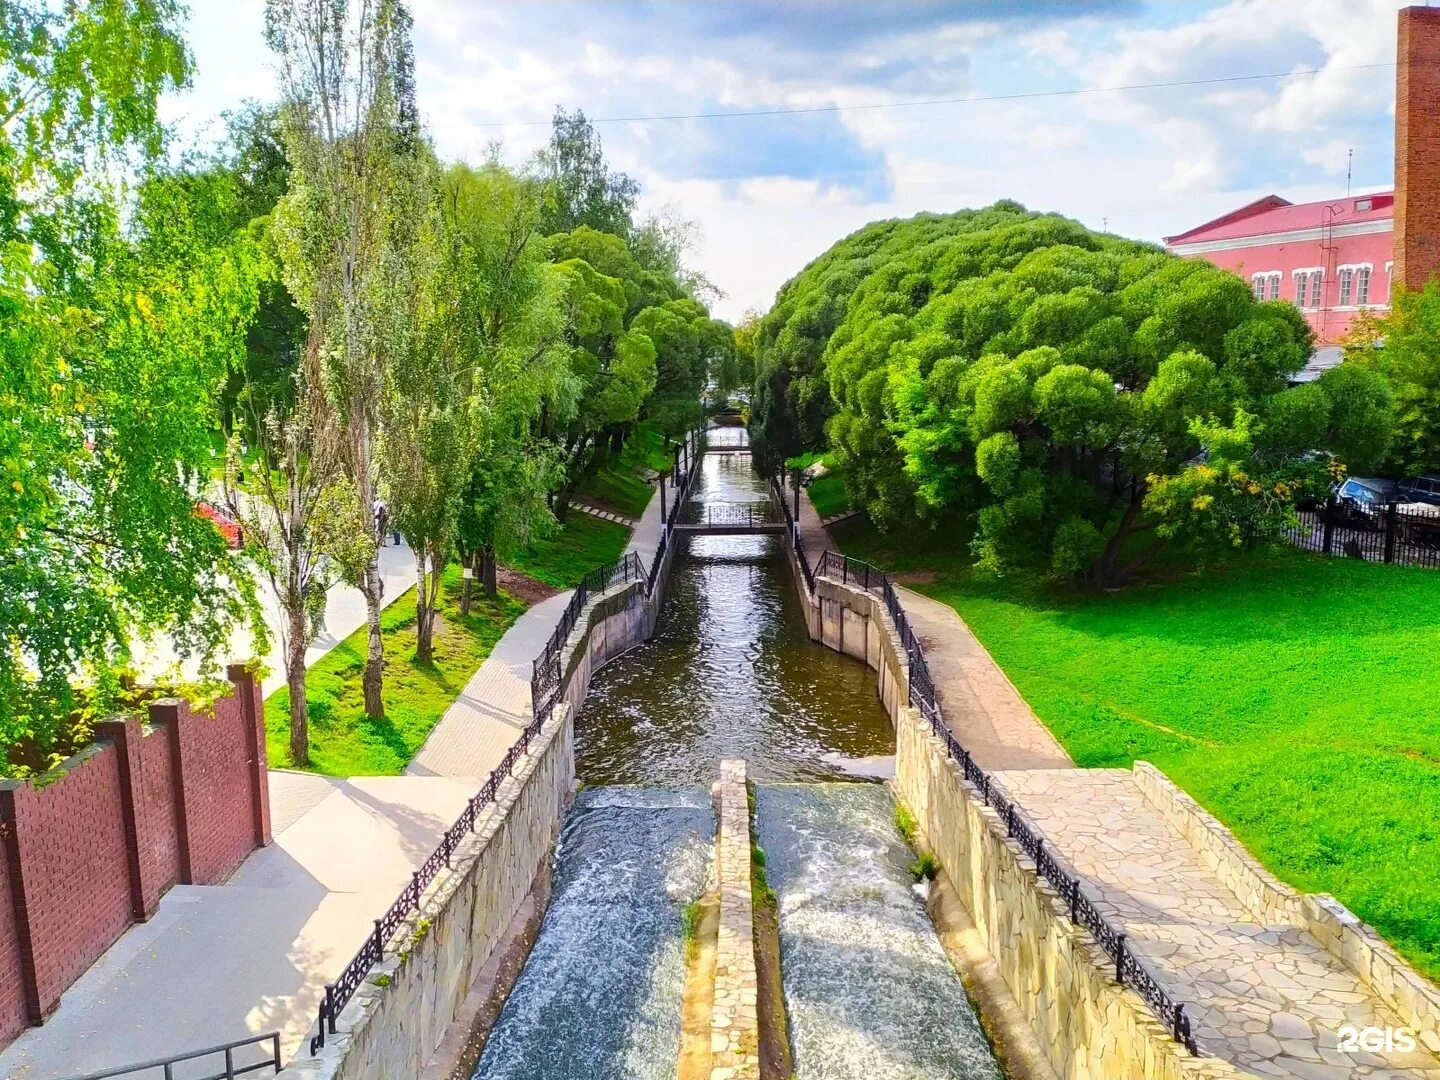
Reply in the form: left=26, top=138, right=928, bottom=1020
left=687, top=502, right=782, bottom=529
left=812, top=549, right=1198, bottom=1057
left=62, top=1032, right=281, bottom=1080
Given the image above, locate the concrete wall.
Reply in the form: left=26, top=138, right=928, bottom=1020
left=0, top=669, right=269, bottom=1040
left=894, top=707, right=1245, bottom=1080
left=287, top=704, right=575, bottom=1080
left=796, top=566, right=909, bottom=725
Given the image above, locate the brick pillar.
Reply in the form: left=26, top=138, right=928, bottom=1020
left=92, top=716, right=162, bottom=920
left=0, top=781, right=44, bottom=1024
left=152, top=698, right=196, bottom=885
left=1394, top=6, right=1440, bottom=293
left=228, top=663, right=272, bottom=848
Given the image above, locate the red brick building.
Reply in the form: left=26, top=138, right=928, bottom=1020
left=1165, top=5, right=1440, bottom=344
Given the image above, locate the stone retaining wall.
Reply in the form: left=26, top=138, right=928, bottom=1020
left=710, top=760, right=759, bottom=1080
left=1133, top=762, right=1440, bottom=1050
left=894, top=706, right=1244, bottom=1080
left=282, top=704, right=574, bottom=1080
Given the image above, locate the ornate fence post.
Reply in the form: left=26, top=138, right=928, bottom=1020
left=1384, top=501, right=1399, bottom=563
left=1322, top=495, right=1336, bottom=555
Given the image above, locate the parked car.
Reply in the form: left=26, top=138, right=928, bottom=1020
left=1334, top=477, right=1396, bottom=524
left=1397, top=474, right=1440, bottom=505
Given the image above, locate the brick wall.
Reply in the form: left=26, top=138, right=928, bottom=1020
left=0, top=667, right=270, bottom=1039
left=1395, top=6, right=1440, bottom=292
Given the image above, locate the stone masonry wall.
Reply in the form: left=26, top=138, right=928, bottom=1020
left=710, top=760, right=759, bottom=1080
left=1133, top=762, right=1440, bottom=1051
left=895, top=706, right=1245, bottom=1080
left=283, top=704, right=575, bottom=1080
left=0, top=668, right=269, bottom=1042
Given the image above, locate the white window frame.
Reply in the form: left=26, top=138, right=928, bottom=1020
left=1251, top=270, right=1281, bottom=302
left=1293, top=266, right=1324, bottom=309
left=1335, top=262, right=1374, bottom=309
left=1356, top=265, right=1372, bottom=306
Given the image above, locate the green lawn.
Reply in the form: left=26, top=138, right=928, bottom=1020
left=264, top=565, right=526, bottom=775
left=576, top=421, right=669, bottom=519
left=835, top=517, right=1440, bottom=981
left=784, top=451, right=852, bottom=519
left=503, top=512, right=630, bottom=589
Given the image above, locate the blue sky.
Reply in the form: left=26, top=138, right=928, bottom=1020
left=167, top=0, right=1408, bottom=319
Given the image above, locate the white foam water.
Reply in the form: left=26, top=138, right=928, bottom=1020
left=472, top=786, right=713, bottom=1080
left=755, top=783, right=1004, bottom=1080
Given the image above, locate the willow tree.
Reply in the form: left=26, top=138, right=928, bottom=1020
left=265, top=0, right=428, bottom=719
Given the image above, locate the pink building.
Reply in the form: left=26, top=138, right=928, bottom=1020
left=1164, top=192, right=1395, bottom=344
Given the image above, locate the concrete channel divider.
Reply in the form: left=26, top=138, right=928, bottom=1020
left=708, top=760, right=761, bottom=1080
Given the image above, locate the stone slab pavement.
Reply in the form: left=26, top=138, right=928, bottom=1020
left=997, top=769, right=1440, bottom=1079
left=0, top=775, right=476, bottom=1079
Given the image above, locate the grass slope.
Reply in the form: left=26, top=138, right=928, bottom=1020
left=835, top=518, right=1440, bottom=980
left=264, top=564, right=525, bottom=775
left=785, top=451, right=851, bottom=519
left=503, top=512, right=630, bottom=589
left=577, top=421, right=669, bottom=519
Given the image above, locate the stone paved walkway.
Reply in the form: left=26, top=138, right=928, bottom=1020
left=996, top=769, right=1440, bottom=1079
left=574, top=500, right=638, bottom=527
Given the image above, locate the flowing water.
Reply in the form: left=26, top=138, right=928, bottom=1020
left=576, top=451, right=896, bottom=785
left=471, top=787, right=713, bottom=1080
left=755, top=784, right=1004, bottom=1080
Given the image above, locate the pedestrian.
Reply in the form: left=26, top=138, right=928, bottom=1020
left=373, top=497, right=389, bottom=545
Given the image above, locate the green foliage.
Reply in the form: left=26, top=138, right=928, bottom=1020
left=908, top=851, right=939, bottom=882
left=893, top=803, right=919, bottom=849
left=577, top=421, right=666, bottom=518
left=681, top=899, right=703, bottom=964
left=884, top=549, right=1440, bottom=981
left=1349, top=280, right=1440, bottom=475
left=536, top=108, right=639, bottom=239
left=753, top=203, right=1393, bottom=585
left=1, top=2, right=267, bottom=758
left=264, top=565, right=525, bottom=775
left=502, top=513, right=629, bottom=589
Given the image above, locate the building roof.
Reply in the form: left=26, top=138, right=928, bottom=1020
left=1166, top=191, right=1394, bottom=247
left=1288, top=345, right=1345, bottom=385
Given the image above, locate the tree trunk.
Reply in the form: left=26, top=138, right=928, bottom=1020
left=414, top=552, right=433, bottom=664
left=459, top=550, right=473, bottom=616
left=285, top=602, right=309, bottom=767
left=355, top=426, right=386, bottom=721
left=482, top=546, right=498, bottom=600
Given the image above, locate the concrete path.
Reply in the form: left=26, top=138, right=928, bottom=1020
left=0, top=776, right=477, bottom=1078
left=800, top=491, right=1068, bottom=771
left=405, top=483, right=662, bottom=782
left=138, top=540, right=420, bottom=697
left=895, top=588, right=1071, bottom=772
left=997, top=769, right=1440, bottom=1079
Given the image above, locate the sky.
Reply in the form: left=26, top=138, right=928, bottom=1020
left=165, top=0, right=1417, bottom=321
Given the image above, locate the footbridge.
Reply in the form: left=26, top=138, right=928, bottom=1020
left=672, top=502, right=787, bottom=536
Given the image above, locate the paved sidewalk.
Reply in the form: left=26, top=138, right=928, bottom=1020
left=0, top=776, right=477, bottom=1078
left=998, top=769, right=1440, bottom=1079
left=800, top=491, right=1068, bottom=771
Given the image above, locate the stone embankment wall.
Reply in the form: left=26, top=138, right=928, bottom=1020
left=0, top=667, right=269, bottom=1043
left=288, top=704, right=574, bottom=1080
left=285, top=528, right=681, bottom=1078
left=894, top=706, right=1244, bottom=1080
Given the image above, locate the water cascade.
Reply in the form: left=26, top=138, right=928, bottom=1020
left=755, top=783, right=1003, bottom=1080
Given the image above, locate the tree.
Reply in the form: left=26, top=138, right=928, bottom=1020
left=1, top=2, right=271, bottom=767
left=223, top=372, right=348, bottom=767
left=265, top=0, right=428, bottom=720
left=439, top=163, right=571, bottom=604
left=537, top=107, right=638, bottom=238
left=755, top=204, right=1396, bottom=586
left=1347, top=280, right=1440, bottom=476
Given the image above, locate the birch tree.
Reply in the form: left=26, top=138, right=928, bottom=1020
left=264, top=0, right=425, bottom=719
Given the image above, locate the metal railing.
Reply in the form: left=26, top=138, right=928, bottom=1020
left=682, top=502, right=783, bottom=529
left=770, top=476, right=817, bottom=592
left=311, top=427, right=704, bottom=1058
left=812, top=549, right=1198, bottom=1056
left=63, top=1033, right=281, bottom=1080
left=1286, top=496, right=1440, bottom=569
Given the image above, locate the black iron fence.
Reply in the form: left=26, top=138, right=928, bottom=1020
left=65, top=1032, right=281, bottom=1080
left=812, top=550, right=1199, bottom=1057
left=1286, top=497, right=1440, bottom=569
left=311, top=427, right=705, bottom=1059
left=684, top=502, right=783, bottom=529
